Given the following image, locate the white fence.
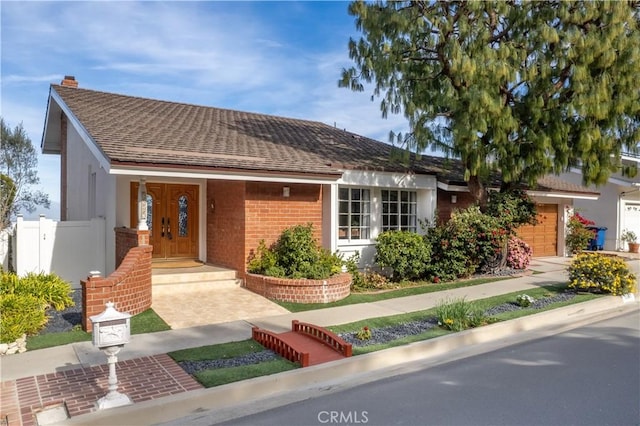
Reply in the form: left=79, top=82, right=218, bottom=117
left=12, top=215, right=106, bottom=289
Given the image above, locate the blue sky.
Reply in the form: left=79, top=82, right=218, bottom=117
left=1, top=1, right=409, bottom=219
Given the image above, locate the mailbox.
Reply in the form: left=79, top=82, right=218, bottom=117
left=90, top=302, right=131, bottom=348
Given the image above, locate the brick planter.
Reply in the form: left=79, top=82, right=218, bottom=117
left=244, top=272, right=351, bottom=304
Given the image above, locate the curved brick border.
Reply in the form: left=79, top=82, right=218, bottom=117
left=244, top=272, right=351, bottom=303
left=81, top=245, right=153, bottom=332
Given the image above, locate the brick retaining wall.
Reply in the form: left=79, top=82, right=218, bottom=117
left=244, top=272, right=351, bottom=304
left=81, top=245, right=153, bottom=332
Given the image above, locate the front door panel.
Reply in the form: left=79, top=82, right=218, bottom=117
left=131, top=183, right=199, bottom=259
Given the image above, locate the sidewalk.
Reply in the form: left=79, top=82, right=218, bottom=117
left=1, top=256, right=638, bottom=425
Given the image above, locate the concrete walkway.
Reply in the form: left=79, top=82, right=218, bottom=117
left=1, top=255, right=638, bottom=426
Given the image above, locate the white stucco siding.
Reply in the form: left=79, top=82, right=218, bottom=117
left=63, top=122, right=117, bottom=275
left=559, top=172, right=635, bottom=251
left=334, top=171, right=437, bottom=268
left=65, top=124, right=112, bottom=221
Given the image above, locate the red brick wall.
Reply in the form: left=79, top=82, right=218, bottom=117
left=206, top=180, right=247, bottom=273
left=206, top=180, right=324, bottom=277
left=244, top=182, right=323, bottom=273
left=245, top=272, right=351, bottom=303
left=115, top=227, right=150, bottom=268
left=81, top=245, right=153, bottom=332
left=437, top=189, right=476, bottom=223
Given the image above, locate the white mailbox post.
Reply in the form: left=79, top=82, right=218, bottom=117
left=90, top=302, right=133, bottom=410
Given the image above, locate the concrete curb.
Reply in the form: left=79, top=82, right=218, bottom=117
left=60, top=295, right=639, bottom=426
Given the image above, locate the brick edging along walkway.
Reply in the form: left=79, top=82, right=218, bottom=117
left=0, top=354, right=202, bottom=426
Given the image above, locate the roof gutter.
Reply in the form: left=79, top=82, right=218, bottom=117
left=109, top=164, right=340, bottom=185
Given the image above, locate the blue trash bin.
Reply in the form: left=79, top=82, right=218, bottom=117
left=587, top=227, right=607, bottom=251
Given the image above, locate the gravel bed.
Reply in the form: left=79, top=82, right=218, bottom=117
left=178, top=350, right=278, bottom=374
left=339, top=318, right=439, bottom=347
left=39, top=289, right=83, bottom=334
left=483, top=292, right=576, bottom=316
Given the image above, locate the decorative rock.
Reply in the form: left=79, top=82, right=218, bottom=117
left=0, top=334, right=29, bottom=356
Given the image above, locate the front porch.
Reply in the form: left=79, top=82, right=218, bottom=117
left=150, top=263, right=290, bottom=329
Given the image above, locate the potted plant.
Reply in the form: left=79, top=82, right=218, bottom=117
left=620, top=229, right=639, bottom=253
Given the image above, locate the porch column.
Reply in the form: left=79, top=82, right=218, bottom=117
left=137, top=178, right=149, bottom=231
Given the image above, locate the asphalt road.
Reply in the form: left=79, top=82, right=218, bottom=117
left=221, top=310, right=640, bottom=426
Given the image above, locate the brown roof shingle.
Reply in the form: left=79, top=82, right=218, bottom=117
left=50, top=84, right=598, bottom=197
left=52, top=85, right=442, bottom=177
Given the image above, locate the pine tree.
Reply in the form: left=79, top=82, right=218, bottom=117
left=340, top=1, right=640, bottom=204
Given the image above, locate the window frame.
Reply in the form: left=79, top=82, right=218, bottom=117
left=381, top=189, right=418, bottom=233
left=338, top=187, right=371, bottom=241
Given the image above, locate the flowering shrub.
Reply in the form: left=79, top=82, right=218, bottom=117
left=516, top=294, right=535, bottom=307
left=356, top=326, right=372, bottom=340
left=507, top=237, right=533, bottom=269
left=568, top=253, right=637, bottom=295
left=426, top=206, right=508, bottom=280
left=565, top=213, right=596, bottom=255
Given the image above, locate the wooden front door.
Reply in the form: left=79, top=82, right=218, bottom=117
left=131, top=183, right=199, bottom=259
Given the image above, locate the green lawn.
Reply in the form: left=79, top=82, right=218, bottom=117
left=277, top=276, right=514, bottom=312
left=168, top=285, right=601, bottom=387
left=26, top=308, right=170, bottom=350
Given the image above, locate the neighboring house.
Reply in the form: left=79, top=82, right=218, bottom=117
left=559, top=151, right=640, bottom=251
left=40, top=77, right=598, bottom=281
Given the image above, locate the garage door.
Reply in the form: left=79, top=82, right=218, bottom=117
left=517, top=204, right=558, bottom=257
left=622, top=202, right=640, bottom=247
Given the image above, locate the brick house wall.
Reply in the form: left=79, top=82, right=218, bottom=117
left=436, top=188, right=476, bottom=223
left=206, top=180, right=247, bottom=273
left=206, top=180, right=323, bottom=277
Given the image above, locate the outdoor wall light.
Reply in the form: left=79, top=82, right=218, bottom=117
left=451, top=195, right=457, bottom=204
left=283, top=186, right=290, bottom=197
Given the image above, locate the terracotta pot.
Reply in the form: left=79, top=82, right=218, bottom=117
left=628, top=243, right=640, bottom=253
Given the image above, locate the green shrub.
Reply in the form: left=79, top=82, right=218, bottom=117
left=0, top=294, right=48, bottom=343
left=375, top=230, right=431, bottom=281
left=0, top=271, right=74, bottom=343
left=425, top=206, right=507, bottom=280
left=568, top=253, right=637, bottom=295
left=247, top=224, right=342, bottom=279
left=1, top=272, right=75, bottom=310
left=344, top=253, right=366, bottom=289
left=435, top=297, right=489, bottom=332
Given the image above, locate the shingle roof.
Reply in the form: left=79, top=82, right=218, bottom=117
left=52, top=85, right=446, bottom=177
left=50, top=84, right=597, bottom=196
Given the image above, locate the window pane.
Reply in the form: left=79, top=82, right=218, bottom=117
left=339, top=201, right=349, bottom=214
left=178, top=195, right=188, bottom=237
left=339, top=188, right=349, bottom=200
left=146, top=194, right=153, bottom=231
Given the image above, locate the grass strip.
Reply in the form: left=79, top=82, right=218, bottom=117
left=170, top=339, right=264, bottom=362
left=27, top=308, right=171, bottom=350
left=192, top=359, right=298, bottom=388
left=277, top=276, right=512, bottom=312
left=328, top=285, right=600, bottom=355
left=169, top=285, right=603, bottom=385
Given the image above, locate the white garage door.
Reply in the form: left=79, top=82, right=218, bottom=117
left=622, top=202, right=640, bottom=246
